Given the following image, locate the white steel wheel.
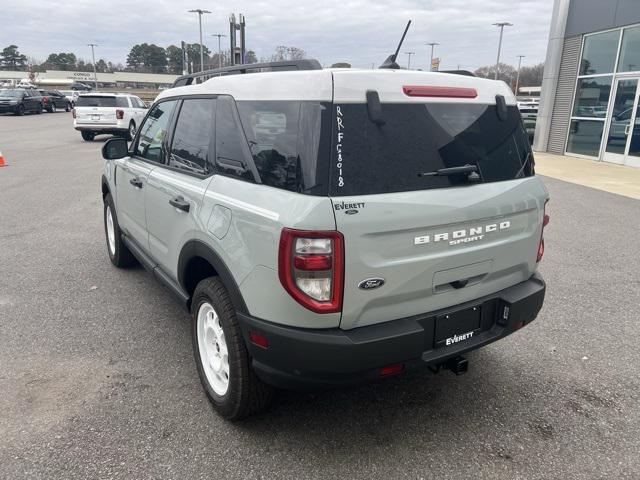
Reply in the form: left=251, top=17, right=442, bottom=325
left=197, top=302, right=230, bottom=396
left=105, top=205, right=116, bottom=255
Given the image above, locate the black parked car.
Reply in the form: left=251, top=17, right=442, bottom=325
left=0, top=88, right=44, bottom=115
left=39, top=89, right=73, bottom=112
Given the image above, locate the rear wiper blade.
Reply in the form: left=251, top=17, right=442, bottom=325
left=418, top=164, right=478, bottom=177
left=514, top=151, right=532, bottom=178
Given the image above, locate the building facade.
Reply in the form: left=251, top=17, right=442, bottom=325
left=535, top=0, right=640, bottom=168
left=0, top=69, right=178, bottom=90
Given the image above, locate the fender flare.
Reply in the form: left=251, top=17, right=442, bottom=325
left=177, top=240, right=248, bottom=314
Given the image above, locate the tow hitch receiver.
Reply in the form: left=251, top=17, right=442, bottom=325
left=430, top=355, right=469, bottom=376
left=446, top=356, right=469, bottom=375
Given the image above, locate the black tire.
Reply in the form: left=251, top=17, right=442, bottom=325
left=126, top=121, right=136, bottom=141
left=65, top=102, right=71, bottom=112
left=48, top=103, right=56, bottom=113
left=15, top=104, right=24, bottom=116
left=81, top=131, right=95, bottom=141
left=103, top=193, right=137, bottom=268
left=191, top=277, right=274, bottom=420
left=36, top=103, right=43, bottom=114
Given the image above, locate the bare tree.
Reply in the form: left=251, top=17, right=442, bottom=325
left=271, top=45, right=306, bottom=62
left=474, top=62, right=517, bottom=84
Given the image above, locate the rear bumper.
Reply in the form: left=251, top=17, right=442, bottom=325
left=74, top=123, right=127, bottom=133
left=237, top=273, right=546, bottom=390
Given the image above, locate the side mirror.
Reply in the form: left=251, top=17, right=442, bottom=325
left=102, top=137, right=129, bottom=160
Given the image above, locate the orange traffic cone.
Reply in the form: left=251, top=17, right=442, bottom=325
left=0, top=151, right=6, bottom=167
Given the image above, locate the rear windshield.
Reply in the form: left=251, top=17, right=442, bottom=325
left=76, top=96, right=128, bottom=108
left=331, top=103, right=532, bottom=196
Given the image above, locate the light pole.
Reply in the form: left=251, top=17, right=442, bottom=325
left=515, top=54, right=525, bottom=95
left=87, top=43, right=98, bottom=91
left=426, top=42, right=439, bottom=71
left=210, top=34, right=227, bottom=68
left=189, top=9, right=211, bottom=72
left=405, top=51, right=415, bottom=70
left=492, top=22, right=513, bottom=80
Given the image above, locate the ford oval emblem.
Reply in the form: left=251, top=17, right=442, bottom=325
left=358, top=278, right=385, bottom=290
left=345, top=209, right=359, bottom=215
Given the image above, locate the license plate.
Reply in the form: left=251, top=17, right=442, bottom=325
left=434, top=305, right=481, bottom=348
left=92, top=114, right=100, bottom=121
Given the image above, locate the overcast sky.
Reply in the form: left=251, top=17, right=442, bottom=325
left=2, top=0, right=554, bottom=71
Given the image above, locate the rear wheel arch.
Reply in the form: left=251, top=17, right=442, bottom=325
left=178, top=240, right=248, bottom=314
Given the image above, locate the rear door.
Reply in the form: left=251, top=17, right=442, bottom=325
left=114, top=99, right=179, bottom=250
left=145, top=97, right=215, bottom=278
left=75, top=95, right=118, bottom=124
left=331, top=71, right=548, bottom=330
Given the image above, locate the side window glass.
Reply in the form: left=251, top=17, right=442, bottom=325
left=236, top=101, right=301, bottom=191
left=134, top=100, right=177, bottom=163
left=116, top=97, right=129, bottom=108
left=215, top=96, right=254, bottom=182
left=169, top=99, right=215, bottom=175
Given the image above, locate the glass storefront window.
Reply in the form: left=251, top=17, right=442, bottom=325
left=572, top=77, right=612, bottom=118
left=580, top=30, right=620, bottom=75
left=566, top=120, right=605, bottom=157
left=617, top=26, right=640, bottom=73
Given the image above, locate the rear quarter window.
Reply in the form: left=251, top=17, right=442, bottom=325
left=236, top=100, right=331, bottom=194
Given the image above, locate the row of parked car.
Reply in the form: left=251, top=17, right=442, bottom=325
left=0, top=87, right=79, bottom=115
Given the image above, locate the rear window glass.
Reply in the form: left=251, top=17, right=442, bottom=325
left=76, top=96, right=126, bottom=107
left=236, top=100, right=331, bottom=194
left=331, top=103, right=532, bottom=196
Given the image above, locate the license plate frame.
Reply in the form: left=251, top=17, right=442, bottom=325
left=91, top=114, right=100, bottom=121
left=434, top=305, right=481, bottom=349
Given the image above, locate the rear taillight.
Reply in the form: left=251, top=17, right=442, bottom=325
left=278, top=228, right=344, bottom=314
left=43, top=97, right=49, bottom=104
left=116, top=109, right=124, bottom=119
left=72, top=108, right=76, bottom=119
left=537, top=200, right=549, bottom=263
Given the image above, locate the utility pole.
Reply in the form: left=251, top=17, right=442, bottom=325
left=405, top=51, right=415, bottom=70
left=515, top=54, right=525, bottom=95
left=189, top=9, right=211, bottom=72
left=87, top=43, right=98, bottom=91
left=210, top=34, right=227, bottom=68
left=492, top=22, right=512, bottom=80
left=426, top=42, right=439, bottom=71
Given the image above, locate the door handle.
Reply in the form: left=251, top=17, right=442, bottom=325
left=625, top=124, right=632, bottom=136
left=129, top=177, right=143, bottom=188
left=169, top=196, right=190, bottom=212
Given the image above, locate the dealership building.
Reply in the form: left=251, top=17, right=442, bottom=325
left=535, top=0, right=640, bottom=168
left=0, top=69, right=178, bottom=90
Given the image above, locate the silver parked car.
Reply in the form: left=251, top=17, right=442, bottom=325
left=100, top=64, right=549, bottom=419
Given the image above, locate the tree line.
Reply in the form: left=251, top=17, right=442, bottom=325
left=0, top=44, right=309, bottom=75
left=1, top=44, right=543, bottom=87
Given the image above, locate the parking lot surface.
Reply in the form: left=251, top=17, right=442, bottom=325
left=1, top=112, right=639, bottom=479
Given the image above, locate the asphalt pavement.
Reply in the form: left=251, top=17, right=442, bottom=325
left=1, top=112, right=639, bottom=479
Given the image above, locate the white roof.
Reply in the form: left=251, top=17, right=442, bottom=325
left=156, top=69, right=516, bottom=105
left=78, top=92, right=135, bottom=97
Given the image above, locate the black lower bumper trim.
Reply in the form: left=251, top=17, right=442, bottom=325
left=237, top=274, right=546, bottom=390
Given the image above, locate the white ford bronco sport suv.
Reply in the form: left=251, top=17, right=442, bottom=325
left=74, top=92, right=147, bottom=141
left=100, top=61, right=549, bottom=419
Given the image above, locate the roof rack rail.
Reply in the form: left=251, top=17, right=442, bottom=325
left=171, top=59, right=323, bottom=88
left=440, top=70, right=476, bottom=77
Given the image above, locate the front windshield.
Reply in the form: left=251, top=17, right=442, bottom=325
left=2, top=90, right=23, bottom=98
